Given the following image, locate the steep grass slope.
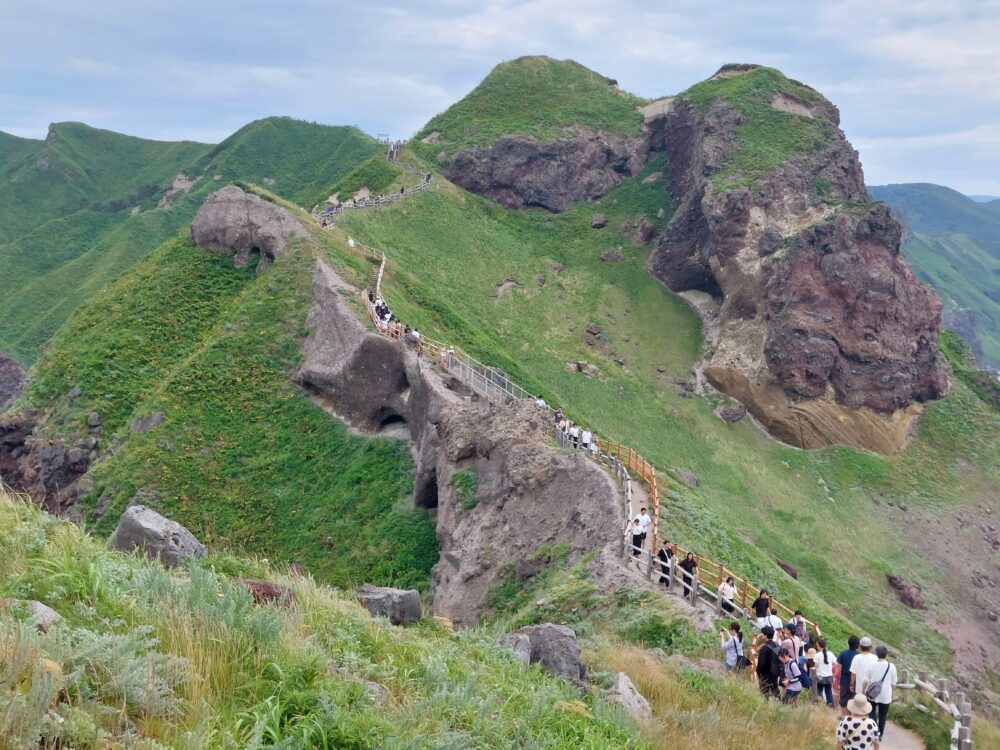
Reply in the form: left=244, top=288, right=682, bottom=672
left=21, top=230, right=435, bottom=590
left=0, top=119, right=380, bottom=363
left=335, top=151, right=1000, bottom=675
left=413, top=55, right=645, bottom=163
left=870, top=183, right=1000, bottom=368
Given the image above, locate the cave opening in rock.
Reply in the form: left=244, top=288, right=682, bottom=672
left=415, top=470, right=439, bottom=509
left=372, top=406, right=407, bottom=430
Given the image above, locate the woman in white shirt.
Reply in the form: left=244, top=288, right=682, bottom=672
left=813, top=638, right=836, bottom=706
left=717, top=575, right=738, bottom=614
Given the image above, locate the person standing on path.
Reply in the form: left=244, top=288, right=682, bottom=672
left=814, top=637, right=836, bottom=707
left=678, top=552, right=698, bottom=593
left=755, top=625, right=782, bottom=698
left=779, top=648, right=803, bottom=704
left=656, top=539, right=674, bottom=585
left=718, top=576, right=737, bottom=614
left=752, top=590, right=772, bottom=628
left=628, top=518, right=643, bottom=558
left=862, top=646, right=897, bottom=742
left=836, top=695, right=881, bottom=749
left=835, top=635, right=861, bottom=715
left=720, top=622, right=745, bottom=671
left=762, top=607, right=784, bottom=633
left=850, top=637, right=878, bottom=705
left=636, top=507, right=652, bottom=548
left=581, top=427, right=592, bottom=452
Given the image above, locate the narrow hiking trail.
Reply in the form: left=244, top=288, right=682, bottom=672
left=311, top=149, right=977, bottom=747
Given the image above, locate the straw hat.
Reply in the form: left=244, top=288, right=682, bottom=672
left=805, top=648, right=817, bottom=659
left=847, top=694, right=873, bottom=716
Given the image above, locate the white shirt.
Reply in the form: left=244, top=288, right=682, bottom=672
left=763, top=614, right=783, bottom=631
left=850, top=652, right=879, bottom=691
left=859, top=659, right=897, bottom=704
left=569, top=425, right=579, bottom=437
left=814, top=649, right=835, bottom=678
left=637, top=513, right=652, bottom=532
left=581, top=429, right=592, bottom=444
left=718, top=581, right=737, bottom=601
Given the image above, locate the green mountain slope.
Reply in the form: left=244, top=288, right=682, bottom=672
left=413, top=55, right=645, bottom=163
left=870, top=183, right=1000, bottom=368
left=0, top=118, right=380, bottom=364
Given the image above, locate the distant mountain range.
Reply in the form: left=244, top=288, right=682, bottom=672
left=968, top=194, right=1000, bottom=203
left=870, top=182, right=1000, bottom=370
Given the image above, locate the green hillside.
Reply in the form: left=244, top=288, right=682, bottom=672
left=335, top=151, right=1000, bottom=675
left=413, top=56, right=645, bottom=163
left=0, top=118, right=380, bottom=364
left=870, top=183, right=1000, bottom=368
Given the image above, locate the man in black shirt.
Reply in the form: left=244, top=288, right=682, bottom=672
left=755, top=625, right=782, bottom=698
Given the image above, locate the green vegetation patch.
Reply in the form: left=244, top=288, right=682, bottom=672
left=679, top=66, right=836, bottom=189
left=413, top=55, right=644, bottom=163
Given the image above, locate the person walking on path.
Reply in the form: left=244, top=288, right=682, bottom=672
left=628, top=518, right=643, bottom=558
left=720, top=622, right=746, bottom=671
left=636, top=507, right=652, bottom=548
left=835, top=635, right=861, bottom=715
left=755, top=625, right=782, bottom=698
left=656, top=539, right=674, bottom=586
left=814, top=637, right=836, bottom=707
left=779, top=648, right=804, bottom=704
left=718, top=575, right=737, bottom=614
left=752, top=590, right=772, bottom=628
left=581, top=427, right=592, bottom=451
left=836, top=695, right=881, bottom=749
left=849, top=637, right=878, bottom=706
left=860, top=646, right=897, bottom=742
left=762, top=607, right=784, bottom=633
left=678, top=552, right=698, bottom=593
left=568, top=423, right=580, bottom=448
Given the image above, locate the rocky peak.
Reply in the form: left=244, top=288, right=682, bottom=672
left=649, top=66, right=948, bottom=453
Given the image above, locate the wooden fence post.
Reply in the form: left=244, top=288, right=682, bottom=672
left=645, top=546, right=654, bottom=580
left=690, top=572, right=700, bottom=604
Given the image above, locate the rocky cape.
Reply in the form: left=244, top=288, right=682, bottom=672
left=646, top=66, right=947, bottom=453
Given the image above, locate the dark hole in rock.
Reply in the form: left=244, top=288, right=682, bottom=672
left=372, top=407, right=407, bottom=429
left=415, top=470, right=439, bottom=509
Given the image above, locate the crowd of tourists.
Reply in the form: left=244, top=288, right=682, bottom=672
left=554, top=410, right=601, bottom=458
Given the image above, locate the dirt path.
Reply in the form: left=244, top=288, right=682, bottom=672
left=881, top=721, right=924, bottom=750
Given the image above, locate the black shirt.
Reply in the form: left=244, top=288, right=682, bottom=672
left=752, top=596, right=771, bottom=618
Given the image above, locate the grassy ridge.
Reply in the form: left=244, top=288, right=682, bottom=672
left=413, top=56, right=645, bottom=163
left=335, top=160, right=1000, bottom=669
left=23, top=234, right=436, bottom=590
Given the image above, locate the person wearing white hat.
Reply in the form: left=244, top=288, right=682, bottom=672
left=849, top=636, right=878, bottom=700
left=836, top=695, right=880, bottom=749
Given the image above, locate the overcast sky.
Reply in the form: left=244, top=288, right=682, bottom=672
left=3, top=0, right=999, bottom=194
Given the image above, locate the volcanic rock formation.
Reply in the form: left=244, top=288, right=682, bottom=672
left=648, top=65, right=947, bottom=452
left=190, top=185, right=306, bottom=271
left=446, top=128, right=645, bottom=212
left=0, top=352, right=25, bottom=411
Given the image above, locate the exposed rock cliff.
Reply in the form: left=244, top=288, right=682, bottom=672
left=297, top=260, right=623, bottom=624
left=190, top=185, right=306, bottom=271
left=0, top=352, right=25, bottom=411
left=446, top=128, right=645, bottom=213
left=649, top=65, right=948, bottom=452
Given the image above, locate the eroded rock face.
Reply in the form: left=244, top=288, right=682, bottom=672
left=497, top=623, right=587, bottom=686
left=297, top=260, right=624, bottom=625
left=191, top=185, right=306, bottom=271
left=649, top=68, right=947, bottom=453
left=0, top=352, right=25, bottom=411
left=357, top=584, right=422, bottom=625
left=110, top=505, right=206, bottom=567
left=606, top=672, right=652, bottom=720
left=446, top=128, right=646, bottom=213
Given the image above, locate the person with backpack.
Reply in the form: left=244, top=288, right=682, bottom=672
left=849, top=637, right=878, bottom=705
left=835, top=635, right=861, bottom=715
left=836, top=695, right=881, bottom=749
left=755, top=625, right=783, bottom=698
left=813, top=637, right=836, bottom=707
left=720, top=622, right=748, bottom=672
left=779, top=648, right=804, bottom=704
left=860, top=646, right=897, bottom=741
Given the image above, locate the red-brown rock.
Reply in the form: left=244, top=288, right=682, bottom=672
left=239, top=578, right=297, bottom=606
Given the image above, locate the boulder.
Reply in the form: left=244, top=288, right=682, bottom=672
left=239, top=578, right=297, bottom=606
left=110, top=505, right=206, bottom=567
left=591, top=213, right=608, bottom=229
left=7, top=599, right=62, bottom=633
left=887, top=574, right=925, bottom=609
left=777, top=559, right=799, bottom=579
left=497, top=623, right=587, bottom=686
left=606, top=672, right=652, bottom=720
left=677, top=469, right=700, bottom=488
left=666, top=653, right=727, bottom=677
left=600, top=249, right=625, bottom=263
left=129, top=411, right=166, bottom=433
left=718, top=404, right=747, bottom=423
left=191, top=185, right=307, bottom=272
left=87, top=412, right=101, bottom=429
left=357, top=584, right=422, bottom=625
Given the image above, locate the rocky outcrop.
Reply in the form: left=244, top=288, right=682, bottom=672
left=887, top=573, right=926, bottom=609
left=497, top=623, right=587, bottom=686
left=0, top=352, right=25, bottom=411
left=6, top=599, right=63, bottom=633
left=239, top=578, right=297, bottom=607
left=606, top=672, right=652, bottom=720
left=649, top=66, right=947, bottom=453
left=356, top=584, right=422, bottom=625
left=446, top=128, right=645, bottom=213
left=190, top=185, right=306, bottom=272
left=297, top=260, right=624, bottom=625
left=109, top=505, right=206, bottom=567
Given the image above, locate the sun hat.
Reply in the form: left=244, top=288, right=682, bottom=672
left=860, top=636, right=873, bottom=648
left=805, top=648, right=817, bottom=659
left=847, top=694, right=873, bottom=716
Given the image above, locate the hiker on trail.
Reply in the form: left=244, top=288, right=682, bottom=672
left=629, top=518, right=643, bottom=558
left=679, top=552, right=698, bottom=592
left=793, top=610, right=811, bottom=650
left=814, top=637, right=836, bottom=707
left=752, top=590, right=772, bottom=628
left=718, top=575, right=737, bottom=614
left=581, top=427, right=592, bottom=451
left=656, top=539, right=673, bottom=585
left=849, top=637, right=878, bottom=706
left=721, top=622, right=746, bottom=671
left=836, top=695, right=881, bottom=750
left=755, top=626, right=782, bottom=698
left=568, top=423, right=580, bottom=448
left=779, top=648, right=803, bottom=704
left=400, top=185, right=405, bottom=194
left=835, top=635, right=862, bottom=714
left=554, top=409, right=563, bottom=426
left=636, top=507, right=652, bottom=546
left=589, top=438, right=599, bottom=457
left=762, top=607, right=784, bottom=633
left=859, top=646, right=897, bottom=741
left=779, top=626, right=801, bottom=667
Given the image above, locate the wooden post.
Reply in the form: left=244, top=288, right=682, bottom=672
left=716, top=591, right=724, bottom=617
left=690, top=571, right=700, bottom=604
left=938, top=677, right=950, bottom=700
left=645, top=546, right=654, bottom=580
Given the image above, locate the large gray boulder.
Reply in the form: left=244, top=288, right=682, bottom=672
left=6, top=599, right=62, bottom=633
left=191, top=185, right=307, bottom=272
left=606, top=672, right=652, bottom=720
left=497, top=623, right=587, bottom=686
left=357, top=584, right=422, bottom=625
left=110, top=505, right=206, bottom=567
